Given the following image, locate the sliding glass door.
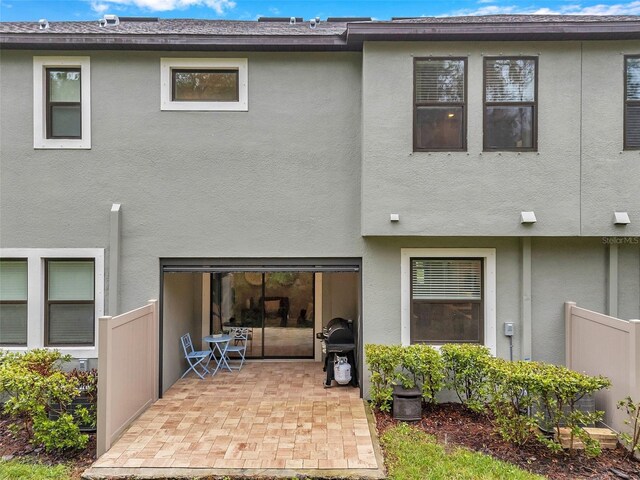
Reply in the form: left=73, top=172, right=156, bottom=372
left=211, top=271, right=314, bottom=359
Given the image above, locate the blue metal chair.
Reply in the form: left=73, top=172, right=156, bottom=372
left=225, top=327, right=249, bottom=370
left=180, top=333, right=210, bottom=379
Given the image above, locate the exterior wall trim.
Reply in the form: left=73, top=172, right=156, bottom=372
left=400, top=247, right=497, bottom=355
left=0, top=247, right=105, bottom=357
left=33, top=56, right=91, bottom=149
left=160, top=57, right=248, bottom=111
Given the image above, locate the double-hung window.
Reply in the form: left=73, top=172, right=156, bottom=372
left=625, top=56, right=640, bottom=150
left=410, top=258, right=484, bottom=344
left=414, top=58, right=467, bottom=151
left=484, top=57, right=537, bottom=151
left=0, top=260, right=28, bottom=346
left=161, top=58, right=248, bottom=111
left=45, top=260, right=95, bottom=346
left=0, top=249, right=103, bottom=356
left=33, top=57, right=91, bottom=149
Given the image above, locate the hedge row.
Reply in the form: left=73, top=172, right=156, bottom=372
left=365, top=343, right=611, bottom=456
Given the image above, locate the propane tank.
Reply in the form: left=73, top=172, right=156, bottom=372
left=333, top=355, right=351, bottom=385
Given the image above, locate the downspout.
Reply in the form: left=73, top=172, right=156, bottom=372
left=108, top=203, right=121, bottom=316
left=521, top=237, right=532, bottom=361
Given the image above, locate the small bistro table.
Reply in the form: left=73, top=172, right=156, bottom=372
left=203, top=334, right=232, bottom=376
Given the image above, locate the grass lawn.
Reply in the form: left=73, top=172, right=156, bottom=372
left=0, top=460, right=71, bottom=480
left=381, top=423, right=545, bottom=480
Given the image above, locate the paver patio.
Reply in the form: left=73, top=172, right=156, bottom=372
left=86, top=362, right=383, bottom=478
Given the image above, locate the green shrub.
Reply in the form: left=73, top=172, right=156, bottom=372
left=398, top=344, right=445, bottom=405
left=0, top=349, right=92, bottom=452
left=440, top=344, right=491, bottom=412
left=364, top=344, right=403, bottom=412
left=617, top=396, right=640, bottom=458
left=485, top=359, right=540, bottom=446
left=32, top=413, right=88, bottom=452
left=533, top=363, right=610, bottom=457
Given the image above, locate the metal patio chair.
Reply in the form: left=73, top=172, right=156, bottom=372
left=225, top=327, right=249, bottom=370
left=180, top=333, right=210, bottom=379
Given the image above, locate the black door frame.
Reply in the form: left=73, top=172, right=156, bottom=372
left=158, top=257, right=362, bottom=398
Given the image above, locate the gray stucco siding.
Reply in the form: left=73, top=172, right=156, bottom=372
left=361, top=40, right=640, bottom=237
left=0, top=50, right=364, bottom=312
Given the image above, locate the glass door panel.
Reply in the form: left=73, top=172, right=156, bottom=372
left=214, top=272, right=263, bottom=358
left=263, top=272, right=314, bottom=358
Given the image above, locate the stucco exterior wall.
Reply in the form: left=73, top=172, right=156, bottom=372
left=1, top=46, right=637, bottom=383
left=0, top=50, right=364, bottom=313
left=162, top=272, right=202, bottom=392
left=361, top=40, right=640, bottom=237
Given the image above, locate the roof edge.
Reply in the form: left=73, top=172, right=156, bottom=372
left=347, top=20, right=640, bottom=43
left=0, top=33, right=354, bottom=51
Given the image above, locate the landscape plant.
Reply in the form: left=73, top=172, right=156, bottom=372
left=440, top=343, right=491, bottom=412
left=533, top=363, right=611, bottom=457
left=485, top=359, right=540, bottom=446
left=617, top=396, right=640, bottom=458
left=0, top=349, right=94, bottom=452
left=364, top=344, right=403, bottom=412
left=397, top=344, right=445, bottom=405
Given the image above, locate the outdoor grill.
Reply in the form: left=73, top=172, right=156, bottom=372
left=316, top=317, right=358, bottom=387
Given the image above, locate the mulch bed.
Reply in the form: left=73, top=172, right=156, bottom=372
left=0, top=413, right=96, bottom=480
left=376, top=403, right=640, bottom=480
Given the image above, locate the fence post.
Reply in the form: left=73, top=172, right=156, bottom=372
left=630, top=320, right=640, bottom=401
left=564, top=302, right=576, bottom=369
left=97, top=315, right=113, bottom=458
left=149, top=299, right=159, bottom=402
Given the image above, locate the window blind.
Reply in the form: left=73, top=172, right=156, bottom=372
left=627, top=104, right=640, bottom=147
left=0, top=304, right=27, bottom=344
left=627, top=58, right=640, bottom=101
left=0, top=260, right=28, bottom=301
left=485, top=59, right=535, bottom=103
left=415, top=59, right=465, bottom=103
left=48, top=261, right=94, bottom=301
left=412, top=259, right=481, bottom=300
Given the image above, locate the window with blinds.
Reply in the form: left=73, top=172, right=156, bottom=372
left=484, top=57, right=537, bottom=151
left=45, top=259, right=95, bottom=346
left=410, top=258, right=483, bottom=344
left=0, top=259, right=28, bottom=345
left=625, top=56, right=640, bottom=150
left=414, top=58, right=466, bottom=151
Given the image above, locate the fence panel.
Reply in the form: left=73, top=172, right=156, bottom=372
left=97, top=299, right=158, bottom=457
left=565, top=301, right=640, bottom=443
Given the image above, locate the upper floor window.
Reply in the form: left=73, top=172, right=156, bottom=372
left=0, top=259, right=28, bottom=346
left=414, top=58, right=466, bottom=151
left=46, top=68, right=81, bottom=139
left=484, top=57, right=537, bottom=151
left=161, top=58, right=248, bottom=111
left=33, top=57, right=91, bottom=149
left=625, top=56, right=640, bottom=150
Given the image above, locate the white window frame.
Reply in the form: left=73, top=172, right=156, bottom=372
left=33, top=56, right=91, bottom=149
left=0, top=248, right=104, bottom=358
left=401, top=248, right=496, bottom=355
left=160, top=58, right=248, bottom=111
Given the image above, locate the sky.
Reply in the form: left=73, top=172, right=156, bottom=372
left=1, top=0, right=640, bottom=22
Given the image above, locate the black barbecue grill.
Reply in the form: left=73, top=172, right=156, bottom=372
left=316, top=317, right=358, bottom=387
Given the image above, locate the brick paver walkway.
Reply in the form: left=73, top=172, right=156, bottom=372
left=92, top=362, right=378, bottom=470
